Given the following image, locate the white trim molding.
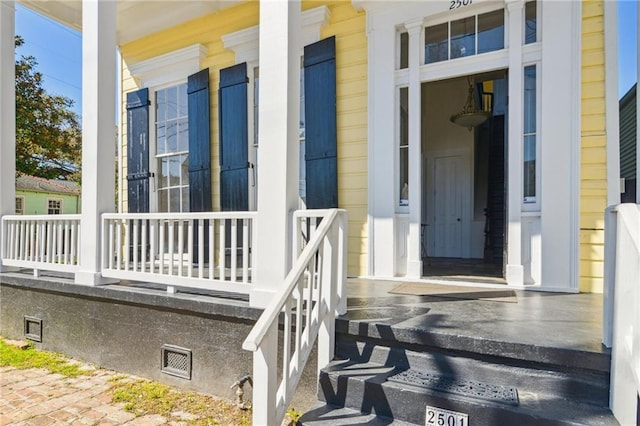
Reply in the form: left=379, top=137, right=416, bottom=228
left=128, top=44, right=207, bottom=88
left=222, top=5, right=331, bottom=64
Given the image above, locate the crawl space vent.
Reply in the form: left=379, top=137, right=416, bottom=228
left=161, top=344, right=192, bottom=380
left=24, top=316, right=42, bottom=342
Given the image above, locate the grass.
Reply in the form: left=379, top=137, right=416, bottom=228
left=0, top=338, right=91, bottom=378
left=109, top=377, right=251, bottom=425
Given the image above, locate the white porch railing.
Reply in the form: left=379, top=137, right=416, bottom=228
left=101, top=212, right=256, bottom=294
left=243, top=209, right=348, bottom=425
left=604, top=204, right=640, bottom=425
left=1, top=214, right=82, bottom=275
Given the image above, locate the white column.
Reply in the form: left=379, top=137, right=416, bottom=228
left=505, top=0, right=524, bottom=286
left=0, top=1, right=15, bottom=272
left=75, top=0, right=118, bottom=285
left=369, top=22, right=397, bottom=277
left=406, top=20, right=423, bottom=278
left=604, top=0, right=620, bottom=206
left=251, top=0, right=301, bottom=307
left=637, top=1, right=640, bottom=203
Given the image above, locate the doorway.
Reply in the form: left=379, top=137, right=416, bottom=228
left=421, top=72, right=507, bottom=280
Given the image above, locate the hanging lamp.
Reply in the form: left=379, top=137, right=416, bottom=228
left=450, top=76, right=490, bottom=130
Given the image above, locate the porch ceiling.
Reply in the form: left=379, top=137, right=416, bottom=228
left=17, top=0, right=243, bottom=44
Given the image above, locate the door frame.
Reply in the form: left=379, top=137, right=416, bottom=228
left=425, top=148, right=473, bottom=259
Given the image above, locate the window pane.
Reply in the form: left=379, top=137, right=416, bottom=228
left=158, top=189, right=168, bottom=212
left=169, top=188, right=180, bottom=213
left=254, top=67, right=259, bottom=146
left=169, top=156, right=181, bottom=187
left=177, top=83, right=188, bottom=117
left=299, top=140, right=306, bottom=200
left=166, top=120, right=178, bottom=153
left=181, top=187, right=190, bottom=213
left=400, top=32, right=409, bottom=69
left=156, top=89, right=166, bottom=123
left=478, top=9, right=504, bottom=54
left=524, top=66, right=536, bottom=134
left=159, top=158, right=169, bottom=189
left=525, top=1, right=537, bottom=44
left=425, top=23, right=448, bottom=64
left=451, top=16, right=475, bottom=59
left=180, top=154, right=189, bottom=186
left=524, top=135, right=536, bottom=200
left=399, top=87, right=409, bottom=206
left=156, top=123, right=166, bottom=155
left=177, top=118, right=189, bottom=152
left=299, top=69, right=305, bottom=139
left=166, top=86, right=178, bottom=120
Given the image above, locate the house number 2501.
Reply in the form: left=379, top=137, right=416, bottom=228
left=450, top=0, right=472, bottom=10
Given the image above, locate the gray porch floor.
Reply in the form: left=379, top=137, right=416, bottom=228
left=343, top=278, right=609, bottom=361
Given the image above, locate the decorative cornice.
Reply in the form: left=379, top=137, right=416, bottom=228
left=222, top=5, right=331, bottom=64
left=129, top=44, right=207, bottom=88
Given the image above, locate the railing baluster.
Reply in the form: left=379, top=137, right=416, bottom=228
left=18, top=220, right=25, bottom=261
left=178, top=220, right=184, bottom=277
left=198, top=219, right=204, bottom=279
left=116, top=220, right=122, bottom=270
left=71, top=221, right=77, bottom=265
left=133, top=219, right=139, bottom=271
left=219, top=219, right=225, bottom=281
left=231, top=219, right=237, bottom=282
left=108, top=220, right=114, bottom=270
left=46, top=221, right=52, bottom=264
left=282, top=300, right=292, bottom=403
left=149, top=219, right=156, bottom=274
left=141, top=219, right=147, bottom=273
left=64, top=220, right=70, bottom=264
left=242, top=219, right=249, bottom=283
left=168, top=220, right=174, bottom=276
left=56, top=221, right=63, bottom=264
left=208, top=219, right=214, bottom=280
left=158, top=220, right=162, bottom=275
left=124, top=219, right=130, bottom=271
left=187, top=219, right=194, bottom=278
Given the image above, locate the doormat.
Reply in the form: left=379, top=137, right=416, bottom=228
left=389, top=282, right=518, bottom=303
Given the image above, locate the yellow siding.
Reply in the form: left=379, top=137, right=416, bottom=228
left=120, top=1, right=368, bottom=277
left=580, top=0, right=607, bottom=293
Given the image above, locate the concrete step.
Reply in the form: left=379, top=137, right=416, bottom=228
left=316, top=360, right=619, bottom=426
left=299, top=403, right=415, bottom=425
left=336, top=339, right=610, bottom=408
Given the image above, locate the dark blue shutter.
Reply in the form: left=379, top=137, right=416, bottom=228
left=304, top=36, right=337, bottom=209
left=188, top=68, right=212, bottom=212
left=219, top=63, right=249, bottom=211
left=126, top=88, right=150, bottom=213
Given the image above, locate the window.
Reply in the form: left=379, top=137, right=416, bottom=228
left=523, top=65, right=537, bottom=203
left=525, top=1, right=537, bottom=44
left=15, top=197, right=24, bottom=214
left=424, top=9, right=505, bottom=64
left=399, top=32, right=409, bottom=69
left=48, top=199, right=62, bottom=215
left=399, top=87, right=409, bottom=207
left=155, top=83, right=189, bottom=213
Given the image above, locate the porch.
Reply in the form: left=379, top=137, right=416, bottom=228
left=0, top=268, right=613, bottom=424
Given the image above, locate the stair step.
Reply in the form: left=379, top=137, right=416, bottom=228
left=317, top=360, right=618, bottom=426
left=336, top=341, right=610, bottom=408
left=299, top=403, right=415, bottom=425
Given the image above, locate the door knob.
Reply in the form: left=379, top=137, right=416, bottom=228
left=457, top=218, right=461, bottom=222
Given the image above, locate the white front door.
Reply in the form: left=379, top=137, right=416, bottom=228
left=432, top=155, right=469, bottom=258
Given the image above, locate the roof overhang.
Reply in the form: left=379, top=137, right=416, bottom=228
left=17, top=0, right=243, bottom=44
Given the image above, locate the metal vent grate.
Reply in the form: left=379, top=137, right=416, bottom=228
left=389, top=369, right=519, bottom=406
left=161, top=344, right=192, bottom=380
left=24, top=316, right=42, bottom=342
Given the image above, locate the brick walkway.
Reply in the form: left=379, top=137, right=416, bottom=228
left=0, top=366, right=167, bottom=426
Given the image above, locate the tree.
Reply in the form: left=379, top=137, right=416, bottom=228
left=15, top=35, right=81, bottom=182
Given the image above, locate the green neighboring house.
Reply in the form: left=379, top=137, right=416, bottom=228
left=15, top=174, right=80, bottom=215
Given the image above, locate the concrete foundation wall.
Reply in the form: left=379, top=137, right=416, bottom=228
left=0, top=276, right=318, bottom=411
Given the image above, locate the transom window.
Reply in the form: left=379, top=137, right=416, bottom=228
left=48, top=199, right=62, bottom=215
left=155, top=83, right=189, bottom=213
left=425, top=9, right=504, bottom=64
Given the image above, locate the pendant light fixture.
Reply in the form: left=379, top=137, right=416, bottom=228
left=450, top=76, right=490, bottom=130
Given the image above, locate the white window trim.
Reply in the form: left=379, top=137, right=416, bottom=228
left=128, top=44, right=207, bottom=88
left=221, top=5, right=332, bottom=64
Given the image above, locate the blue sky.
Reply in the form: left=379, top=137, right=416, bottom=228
left=15, top=1, right=639, bottom=119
